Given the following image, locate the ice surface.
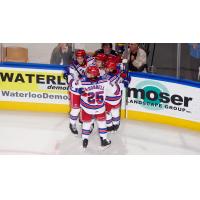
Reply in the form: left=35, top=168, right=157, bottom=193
left=0, top=110, right=200, bottom=155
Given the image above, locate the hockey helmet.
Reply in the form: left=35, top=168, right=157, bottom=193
left=105, top=60, right=117, bottom=70
left=86, top=65, right=100, bottom=77
left=75, top=49, right=86, bottom=57
left=95, top=53, right=107, bottom=62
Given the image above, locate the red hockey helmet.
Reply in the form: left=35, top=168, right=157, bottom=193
left=106, top=54, right=121, bottom=64
left=115, top=55, right=122, bottom=64
left=95, top=53, right=107, bottom=62
left=106, top=54, right=117, bottom=62
left=105, top=60, right=117, bottom=70
left=75, top=49, right=86, bottom=57
left=86, top=65, right=100, bottom=77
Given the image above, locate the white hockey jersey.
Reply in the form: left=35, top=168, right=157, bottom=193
left=71, top=76, right=117, bottom=115
left=103, top=69, right=124, bottom=106
left=99, top=68, right=106, bottom=76
left=68, top=56, right=95, bottom=95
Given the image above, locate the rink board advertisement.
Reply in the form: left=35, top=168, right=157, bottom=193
left=0, top=62, right=70, bottom=112
left=127, top=73, right=200, bottom=131
left=0, top=62, right=127, bottom=116
left=1, top=62, right=199, bottom=131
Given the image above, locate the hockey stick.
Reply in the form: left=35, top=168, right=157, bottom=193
left=121, top=58, right=129, bottom=119
left=73, top=63, right=83, bottom=78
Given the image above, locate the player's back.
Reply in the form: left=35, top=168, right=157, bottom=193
left=80, top=76, right=110, bottom=115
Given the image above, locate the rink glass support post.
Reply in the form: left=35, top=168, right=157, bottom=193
left=176, top=43, right=181, bottom=79
left=0, top=43, right=3, bottom=63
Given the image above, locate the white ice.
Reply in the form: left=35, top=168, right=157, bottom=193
left=0, top=110, right=200, bottom=154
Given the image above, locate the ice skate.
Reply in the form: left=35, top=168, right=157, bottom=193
left=113, top=124, right=120, bottom=133
left=69, top=123, right=78, bottom=135
left=107, top=125, right=114, bottom=132
left=90, top=123, right=94, bottom=133
left=100, top=137, right=111, bottom=149
left=82, top=139, right=88, bottom=148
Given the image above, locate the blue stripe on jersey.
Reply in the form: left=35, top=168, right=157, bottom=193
left=112, top=117, right=120, bottom=121
left=110, top=76, right=118, bottom=82
left=87, top=56, right=94, bottom=62
left=99, top=128, right=107, bottom=134
left=99, top=128, right=107, bottom=130
left=77, top=65, right=87, bottom=70
left=82, top=129, right=91, bottom=135
left=114, top=84, right=121, bottom=95
left=68, top=79, right=73, bottom=88
left=105, top=96, right=121, bottom=101
left=106, top=119, right=112, bottom=124
left=98, top=79, right=107, bottom=84
left=81, top=78, right=107, bottom=85
left=81, top=99, right=105, bottom=109
left=70, top=115, right=79, bottom=120
left=81, top=81, right=93, bottom=85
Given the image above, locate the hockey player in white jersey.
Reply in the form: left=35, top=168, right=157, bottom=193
left=71, top=65, right=117, bottom=148
left=67, top=49, right=95, bottom=134
left=104, top=58, right=130, bottom=132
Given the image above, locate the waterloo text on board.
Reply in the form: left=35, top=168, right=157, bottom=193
left=0, top=72, right=66, bottom=85
left=1, top=90, right=69, bottom=100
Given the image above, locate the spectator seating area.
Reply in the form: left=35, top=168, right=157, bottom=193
left=1, top=43, right=200, bottom=82
left=2, top=46, right=28, bottom=63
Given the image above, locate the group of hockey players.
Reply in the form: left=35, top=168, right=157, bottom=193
left=63, top=49, right=130, bottom=149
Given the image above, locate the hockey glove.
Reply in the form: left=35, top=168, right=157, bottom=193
left=123, top=77, right=131, bottom=88
left=78, top=88, right=88, bottom=97
left=120, top=72, right=127, bottom=79
left=63, top=67, right=69, bottom=80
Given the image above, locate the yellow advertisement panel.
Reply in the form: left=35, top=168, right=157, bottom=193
left=0, top=64, right=69, bottom=113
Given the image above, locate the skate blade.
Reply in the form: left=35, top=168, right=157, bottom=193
left=72, top=133, right=79, bottom=137
left=109, top=130, right=116, bottom=134
left=89, top=127, right=94, bottom=134
left=100, top=144, right=111, bottom=151
left=79, top=146, right=87, bottom=153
